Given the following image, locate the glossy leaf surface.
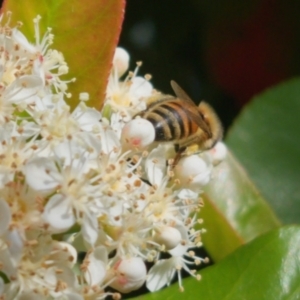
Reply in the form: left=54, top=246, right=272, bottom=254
left=201, top=152, right=280, bottom=261
left=226, top=78, right=300, bottom=223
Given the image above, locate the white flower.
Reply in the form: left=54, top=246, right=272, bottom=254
left=0, top=234, right=79, bottom=299
left=147, top=222, right=205, bottom=292
left=28, top=101, right=79, bottom=144
left=71, top=102, right=102, bottom=133
left=0, top=75, right=43, bottom=123
left=15, top=15, right=74, bottom=96
left=0, top=181, right=44, bottom=242
left=106, top=51, right=153, bottom=117
left=24, top=140, right=101, bottom=244
left=0, top=129, right=37, bottom=188
left=0, top=13, right=226, bottom=298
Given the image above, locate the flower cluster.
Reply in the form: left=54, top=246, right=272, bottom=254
left=0, top=13, right=226, bottom=300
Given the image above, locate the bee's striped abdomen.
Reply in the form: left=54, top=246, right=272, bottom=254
left=144, top=99, right=199, bottom=142
left=144, top=105, right=172, bottom=141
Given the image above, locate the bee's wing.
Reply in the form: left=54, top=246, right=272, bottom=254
left=181, top=102, right=212, bottom=137
left=170, top=80, right=196, bottom=106
left=171, top=80, right=212, bottom=136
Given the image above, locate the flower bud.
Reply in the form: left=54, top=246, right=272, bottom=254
left=208, top=142, right=227, bottom=165
left=121, top=118, right=155, bottom=151
left=109, top=257, right=147, bottom=293
left=174, top=155, right=211, bottom=191
left=154, top=226, right=182, bottom=250
left=113, top=47, right=130, bottom=77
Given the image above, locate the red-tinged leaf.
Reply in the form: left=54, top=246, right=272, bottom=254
left=2, top=0, right=125, bottom=110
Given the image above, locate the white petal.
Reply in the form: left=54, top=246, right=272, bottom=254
left=0, top=199, right=11, bottom=235
left=0, top=240, right=16, bottom=277
left=1, top=281, right=19, bottom=299
left=146, top=258, right=175, bottom=292
left=43, top=194, right=75, bottom=232
left=145, top=145, right=168, bottom=185
left=0, top=171, right=14, bottom=189
left=76, top=133, right=102, bottom=161
left=81, top=214, right=98, bottom=246
left=12, top=29, right=37, bottom=53
left=5, top=229, right=23, bottom=262
left=18, top=292, right=46, bottom=300
left=56, top=265, right=78, bottom=287
left=0, top=277, right=4, bottom=294
left=5, top=75, right=43, bottom=103
left=176, top=188, right=198, bottom=200
left=53, top=141, right=73, bottom=164
left=84, top=246, right=107, bottom=285
left=101, top=128, right=121, bottom=154
left=51, top=241, right=77, bottom=267
left=25, top=157, right=61, bottom=192
left=130, top=77, right=153, bottom=98
left=18, top=120, right=40, bottom=138
left=168, top=224, right=189, bottom=256
left=110, top=112, right=126, bottom=135
left=72, top=105, right=102, bottom=130
left=64, top=293, right=84, bottom=300
left=43, top=266, right=57, bottom=286
left=53, top=140, right=90, bottom=171
left=32, top=59, right=45, bottom=85
left=45, top=266, right=77, bottom=287
left=45, top=266, right=79, bottom=298
left=34, top=94, right=55, bottom=111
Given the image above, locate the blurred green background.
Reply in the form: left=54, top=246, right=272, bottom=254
left=119, top=0, right=300, bottom=130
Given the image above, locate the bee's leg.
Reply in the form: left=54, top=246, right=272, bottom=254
left=171, top=145, right=186, bottom=167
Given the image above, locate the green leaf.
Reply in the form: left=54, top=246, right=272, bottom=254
left=2, top=0, right=125, bottom=110
left=133, top=226, right=300, bottom=300
left=226, top=78, right=300, bottom=224
left=201, top=152, right=280, bottom=262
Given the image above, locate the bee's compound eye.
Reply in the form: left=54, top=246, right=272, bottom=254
left=121, top=118, right=155, bottom=150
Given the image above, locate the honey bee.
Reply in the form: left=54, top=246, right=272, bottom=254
left=135, top=80, right=223, bottom=164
